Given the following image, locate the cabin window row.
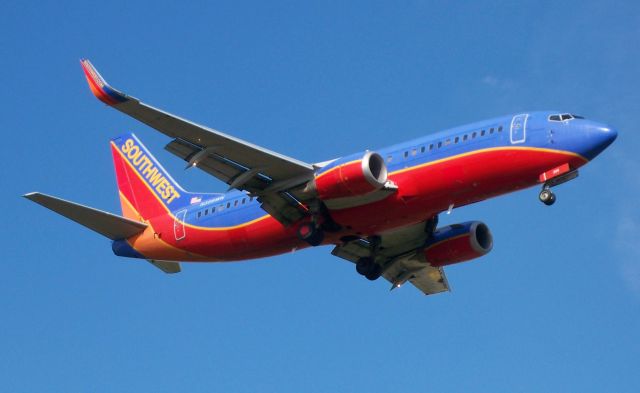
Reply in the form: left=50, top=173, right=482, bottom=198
left=196, top=196, right=254, bottom=219
left=389, top=125, right=503, bottom=162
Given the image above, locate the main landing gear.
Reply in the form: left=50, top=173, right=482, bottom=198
left=297, top=203, right=341, bottom=247
left=297, top=222, right=324, bottom=246
left=356, top=256, right=382, bottom=281
left=539, top=186, right=556, bottom=206
left=354, top=235, right=382, bottom=281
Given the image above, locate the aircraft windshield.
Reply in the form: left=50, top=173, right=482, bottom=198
left=549, top=113, right=585, bottom=122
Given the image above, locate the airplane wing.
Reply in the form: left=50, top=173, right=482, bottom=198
left=80, top=59, right=316, bottom=225
left=332, top=220, right=450, bottom=295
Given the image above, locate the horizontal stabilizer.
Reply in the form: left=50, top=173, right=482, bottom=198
left=23, top=192, right=147, bottom=240
left=148, top=260, right=181, bottom=274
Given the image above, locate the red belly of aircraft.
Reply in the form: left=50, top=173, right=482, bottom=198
left=124, top=146, right=585, bottom=262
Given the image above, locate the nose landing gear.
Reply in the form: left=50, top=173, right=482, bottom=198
left=537, top=167, right=579, bottom=206
left=539, top=186, right=556, bottom=206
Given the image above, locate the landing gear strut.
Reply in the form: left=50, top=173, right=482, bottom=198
left=539, top=186, right=556, bottom=206
left=297, top=222, right=324, bottom=246
left=356, top=256, right=382, bottom=281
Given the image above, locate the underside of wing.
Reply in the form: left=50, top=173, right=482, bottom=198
left=332, top=220, right=450, bottom=295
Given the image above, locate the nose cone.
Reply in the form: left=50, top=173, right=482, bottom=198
left=580, top=123, right=618, bottom=160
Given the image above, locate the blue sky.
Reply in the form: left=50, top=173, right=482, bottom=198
left=2, top=1, right=639, bottom=391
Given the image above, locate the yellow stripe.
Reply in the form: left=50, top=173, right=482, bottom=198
left=315, top=147, right=585, bottom=181
left=115, top=141, right=584, bottom=233
left=112, top=141, right=272, bottom=231
left=389, top=146, right=586, bottom=177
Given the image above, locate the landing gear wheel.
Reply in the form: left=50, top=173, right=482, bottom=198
left=364, top=265, right=382, bottom=281
left=297, top=222, right=324, bottom=246
left=539, top=189, right=556, bottom=206
left=356, top=257, right=382, bottom=281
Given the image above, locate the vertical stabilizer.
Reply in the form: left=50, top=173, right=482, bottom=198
left=110, top=133, right=188, bottom=221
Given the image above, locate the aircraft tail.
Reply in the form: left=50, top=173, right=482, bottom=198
left=23, top=192, right=148, bottom=240
left=111, top=133, right=193, bottom=221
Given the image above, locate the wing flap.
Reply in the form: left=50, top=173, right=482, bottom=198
left=332, top=218, right=451, bottom=295
left=24, top=192, right=147, bottom=240
left=380, top=252, right=450, bottom=295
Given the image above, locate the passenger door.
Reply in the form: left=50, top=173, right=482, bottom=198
left=173, top=209, right=187, bottom=241
left=510, top=114, right=528, bottom=144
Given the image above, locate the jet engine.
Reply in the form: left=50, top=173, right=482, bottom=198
left=310, top=151, right=388, bottom=200
left=424, top=221, right=493, bottom=266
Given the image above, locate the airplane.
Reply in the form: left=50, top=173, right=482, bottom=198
left=24, top=59, right=618, bottom=294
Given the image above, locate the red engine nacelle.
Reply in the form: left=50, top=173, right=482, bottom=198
left=424, top=221, right=493, bottom=267
left=312, top=152, right=388, bottom=200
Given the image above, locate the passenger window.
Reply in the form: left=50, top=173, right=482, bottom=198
left=481, top=130, right=486, bottom=136
left=429, top=144, right=434, bottom=151
left=197, top=211, right=202, bottom=218
left=420, top=146, right=425, bottom=153
left=445, top=139, right=451, bottom=146
left=204, top=209, right=209, bottom=216
left=226, top=202, right=231, bottom=208
left=498, top=126, right=503, bottom=132
left=234, top=200, right=238, bottom=207
left=454, top=137, right=459, bottom=144
left=219, top=204, right=225, bottom=211
left=438, top=141, right=442, bottom=148
left=404, top=151, right=408, bottom=158
left=242, top=198, right=246, bottom=205
left=490, top=128, right=494, bottom=134
left=463, top=135, right=468, bottom=141
left=472, top=131, right=477, bottom=138
left=411, top=148, right=417, bottom=156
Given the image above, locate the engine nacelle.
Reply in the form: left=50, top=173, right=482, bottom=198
left=424, top=221, right=493, bottom=267
left=311, top=151, right=388, bottom=200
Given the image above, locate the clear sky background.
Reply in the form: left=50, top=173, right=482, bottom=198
left=2, top=1, right=639, bottom=392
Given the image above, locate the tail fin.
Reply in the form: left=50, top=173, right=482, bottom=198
left=111, top=133, right=190, bottom=221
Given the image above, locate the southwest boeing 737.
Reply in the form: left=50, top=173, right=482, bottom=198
left=24, top=59, right=617, bottom=294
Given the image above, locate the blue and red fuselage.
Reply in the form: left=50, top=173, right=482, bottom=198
left=113, top=111, right=617, bottom=262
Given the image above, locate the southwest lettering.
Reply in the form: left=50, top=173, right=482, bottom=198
left=119, top=138, right=181, bottom=205
left=149, top=169, right=163, bottom=186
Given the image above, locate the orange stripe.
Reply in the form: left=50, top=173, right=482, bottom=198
left=119, top=191, right=211, bottom=260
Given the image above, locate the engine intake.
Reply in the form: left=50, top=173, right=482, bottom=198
left=312, top=151, right=388, bottom=200
left=424, top=221, right=493, bottom=267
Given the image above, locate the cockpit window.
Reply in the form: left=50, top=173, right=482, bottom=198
left=549, top=113, right=582, bottom=122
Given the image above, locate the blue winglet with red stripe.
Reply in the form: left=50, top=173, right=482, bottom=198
left=80, top=59, right=129, bottom=105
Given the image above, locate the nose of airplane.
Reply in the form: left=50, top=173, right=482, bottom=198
left=580, top=122, right=618, bottom=160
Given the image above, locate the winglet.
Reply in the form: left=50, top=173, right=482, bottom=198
left=80, top=59, right=129, bottom=106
